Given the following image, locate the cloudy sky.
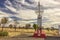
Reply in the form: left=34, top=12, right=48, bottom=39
left=34, top=0, right=60, bottom=27
left=0, top=0, right=60, bottom=27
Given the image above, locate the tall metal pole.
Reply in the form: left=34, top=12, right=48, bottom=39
left=33, top=0, right=46, bottom=38
left=37, top=1, right=43, bottom=29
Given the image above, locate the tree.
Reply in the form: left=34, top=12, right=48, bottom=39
left=46, top=28, right=50, bottom=31
left=25, top=24, right=31, bottom=29
left=13, top=20, right=18, bottom=31
left=18, top=26, right=21, bottom=29
left=1, top=17, right=8, bottom=24
left=33, top=24, right=38, bottom=31
left=1, top=17, right=8, bottom=31
left=51, top=27, right=55, bottom=31
left=9, top=24, right=13, bottom=28
left=14, top=25, right=16, bottom=31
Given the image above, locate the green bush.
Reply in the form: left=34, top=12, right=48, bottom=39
left=0, top=31, right=8, bottom=36
left=33, top=24, right=38, bottom=31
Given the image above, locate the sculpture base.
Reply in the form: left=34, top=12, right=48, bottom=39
left=33, top=30, right=46, bottom=38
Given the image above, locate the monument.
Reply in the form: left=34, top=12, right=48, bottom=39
left=33, top=1, right=46, bottom=38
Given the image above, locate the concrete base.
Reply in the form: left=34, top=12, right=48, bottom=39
left=33, top=30, right=46, bottom=38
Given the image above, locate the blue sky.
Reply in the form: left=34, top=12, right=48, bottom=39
left=0, top=0, right=60, bottom=27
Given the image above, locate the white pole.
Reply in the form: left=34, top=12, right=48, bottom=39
left=37, top=1, right=43, bottom=29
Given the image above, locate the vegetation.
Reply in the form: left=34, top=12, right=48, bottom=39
left=25, top=24, right=31, bottom=29
left=13, top=20, right=18, bottom=31
left=0, top=31, right=8, bottom=36
left=51, top=27, right=55, bottom=31
left=46, top=28, right=50, bottom=31
left=14, top=25, right=16, bottom=31
left=33, top=24, right=38, bottom=31
left=1, top=17, right=8, bottom=31
left=9, top=24, right=13, bottom=28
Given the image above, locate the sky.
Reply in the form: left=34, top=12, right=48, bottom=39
left=0, top=0, right=60, bottom=27
left=38, top=0, right=60, bottom=27
left=17, top=0, right=60, bottom=27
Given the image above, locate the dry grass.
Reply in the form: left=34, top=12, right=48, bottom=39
left=0, top=28, right=59, bottom=37
left=0, top=28, right=34, bottom=37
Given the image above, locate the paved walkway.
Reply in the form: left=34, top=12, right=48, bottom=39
left=0, top=34, right=44, bottom=40
left=45, top=36, right=60, bottom=40
left=0, top=34, right=60, bottom=40
left=0, top=38, right=45, bottom=40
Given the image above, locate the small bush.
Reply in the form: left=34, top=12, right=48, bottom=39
left=0, top=31, right=8, bottom=36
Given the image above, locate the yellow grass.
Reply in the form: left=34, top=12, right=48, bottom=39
left=0, top=28, right=59, bottom=37
left=0, top=28, right=35, bottom=37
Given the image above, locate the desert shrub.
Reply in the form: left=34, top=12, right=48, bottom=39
left=0, top=31, right=8, bottom=36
